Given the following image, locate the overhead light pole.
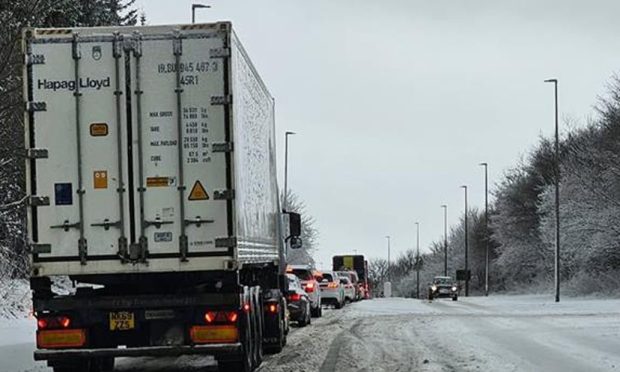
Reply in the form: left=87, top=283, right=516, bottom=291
left=283, top=131, right=296, bottom=211
left=441, top=205, right=448, bottom=276
left=385, top=235, right=391, bottom=282
left=545, top=78, right=560, bottom=303
left=461, top=185, right=469, bottom=297
left=191, top=3, right=211, bottom=23
left=415, top=222, right=420, bottom=299
left=479, top=162, right=489, bottom=296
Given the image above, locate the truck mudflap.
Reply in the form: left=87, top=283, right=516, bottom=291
left=34, top=343, right=242, bottom=361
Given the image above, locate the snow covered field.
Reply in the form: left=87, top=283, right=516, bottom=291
left=2, top=295, right=620, bottom=371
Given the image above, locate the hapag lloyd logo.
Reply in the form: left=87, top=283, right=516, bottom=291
left=37, top=77, right=111, bottom=92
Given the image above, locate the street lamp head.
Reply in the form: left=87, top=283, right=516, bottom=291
left=460, top=185, right=467, bottom=189
left=441, top=204, right=447, bottom=208
left=285, top=131, right=296, bottom=136
left=544, top=78, right=558, bottom=83
left=479, top=162, right=488, bottom=167
left=192, top=3, right=211, bottom=9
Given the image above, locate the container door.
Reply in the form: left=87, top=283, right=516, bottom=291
left=128, top=32, right=230, bottom=260
left=29, top=34, right=129, bottom=263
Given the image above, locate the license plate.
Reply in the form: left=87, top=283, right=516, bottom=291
left=440, top=289, right=449, bottom=294
left=109, top=311, right=135, bottom=331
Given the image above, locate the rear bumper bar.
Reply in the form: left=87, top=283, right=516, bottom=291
left=34, top=343, right=242, bottom=361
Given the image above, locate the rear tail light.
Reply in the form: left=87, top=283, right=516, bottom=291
left=37, top=316, right=72, bottom=330
left=327, top=282, right=339, bottom=289
left=303, top=282, right=315, bottom=293
left=204, top=311, right=239, bottom=325
left=288, top=293, right=301, bottom=302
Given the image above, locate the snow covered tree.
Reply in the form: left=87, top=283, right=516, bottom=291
left=0, top=0, right=138, bottom=279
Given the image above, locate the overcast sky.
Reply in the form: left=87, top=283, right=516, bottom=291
left=135, top=0, right=620, bottom=268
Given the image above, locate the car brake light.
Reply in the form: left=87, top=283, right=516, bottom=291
left=303, top=282, right=315, bottom=293
left=267, top=303, right=278, bottom=313
left=243, top=303, right=251, bottom=312
left=327, top=282, right=339, bottom=288
left=289, top=293, right=301, bottom=302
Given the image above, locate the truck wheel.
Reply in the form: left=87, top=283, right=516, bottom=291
left=219, top=322, right=253, bottom=372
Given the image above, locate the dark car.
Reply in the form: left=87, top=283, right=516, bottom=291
left=286, top=274, right=311, bottom=326
left=428, top=276, right=458, bottom=301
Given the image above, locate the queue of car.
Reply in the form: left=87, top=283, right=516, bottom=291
left=285, top=259, right=370, bottom=327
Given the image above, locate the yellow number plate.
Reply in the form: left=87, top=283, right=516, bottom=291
left=109, top=311, right=135, bottom=331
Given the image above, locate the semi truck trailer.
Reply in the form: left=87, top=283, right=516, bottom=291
left=23, top=21, right=301, bottom=372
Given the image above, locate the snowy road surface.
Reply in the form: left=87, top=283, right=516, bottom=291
left=3, top=295, right=620, bottom=372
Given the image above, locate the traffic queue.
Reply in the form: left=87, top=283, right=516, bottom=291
left=284, top=255, right=371, bottom=326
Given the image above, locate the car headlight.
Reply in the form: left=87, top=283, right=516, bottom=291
left=451, top=286, right=457, bottom=291
left=431, top=285, right=437, bottom=291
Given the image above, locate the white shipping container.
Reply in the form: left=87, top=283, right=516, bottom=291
left=23, top=22, right=281, bottom=277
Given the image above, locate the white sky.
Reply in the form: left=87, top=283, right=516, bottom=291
left=135, top=0, right=620, bottom=269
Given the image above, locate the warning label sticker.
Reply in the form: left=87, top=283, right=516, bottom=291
left=188, top=180, right=209, bottom=201
left=94, top=170, right=108, bottom=189
left=146, top=177, right=172, bottom=187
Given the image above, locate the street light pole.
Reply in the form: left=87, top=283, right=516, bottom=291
left=191, top=4, right=211, bottom=23
left=283, top=131, right=295, bottom=211
left=545, top=78, right=560, bottom=303
left=461, top=185, right=469, bottom=297
left=480, top=162, right=489, bottom=296
left=386, top=236, right=391, bottom=282
left=441, top=205, right=448, bottom=276
left=415, top=222, right=420, bottom=299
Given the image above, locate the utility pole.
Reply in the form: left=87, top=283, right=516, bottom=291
left=461, top=185, right=469, bottom=297
left=480, top=162, right=489, bottom=296
left=385, top=236, right=391, bottom=282
left=283, top=131, right=295, bottom=211
left=441, top=205, right=448, bottom=276
left=191, top=3, right=210, bottom=23
left=415, top=222, right=420, bottom=299
left=545, top=78, right=560, bottom=303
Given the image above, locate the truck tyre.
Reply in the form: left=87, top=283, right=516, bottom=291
left=219, top=315, right=254, bottom=372
left=252, top=288, right=263, bottom=367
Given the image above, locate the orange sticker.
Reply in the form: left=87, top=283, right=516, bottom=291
left=188, top=181, right=209, bottom=201
left=90, top=123, right=108, bottom=137
left=94, top=170, right=108, bottom=189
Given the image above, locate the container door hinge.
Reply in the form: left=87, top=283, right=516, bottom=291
left=28, top=196, right=50, bottom=206
left=31, top=244, right=51, bottom=254
left=118, top=237, right=128, bottom=263
left=26, top=148, right=48, bottom=159
left=26, top=54, right=46, bottom=65
left=211, top=95, right=232, bottom=105
left=78, top=238, right=87, bottom=265
left=179, top=235, right=188, bottom=262
left=212, top=142, right=233, bottom=153
left=210, top=47, right=230, bottom=58
left=213, top=189, right=235, bottom=200
left=215, top=237, right=237, bottom=248
left=26, top=102, right=47, bottom=112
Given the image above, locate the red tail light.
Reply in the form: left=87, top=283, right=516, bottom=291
left=288, top=293, right=301, bottom=302
left=303, top=282, right=315, bottom=293
left=243, top=303, right=251, bottom=312
left=205, top=311, right=216, bottom=323
left=227, top=312, right=238, bottom=323
left=37, top=318, right=49, bottom=330
left=37, top=316, right=72, bottom=330
left=327, top=282, right=339, bottom=289
left=205, top=311, right=238, bottom=324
